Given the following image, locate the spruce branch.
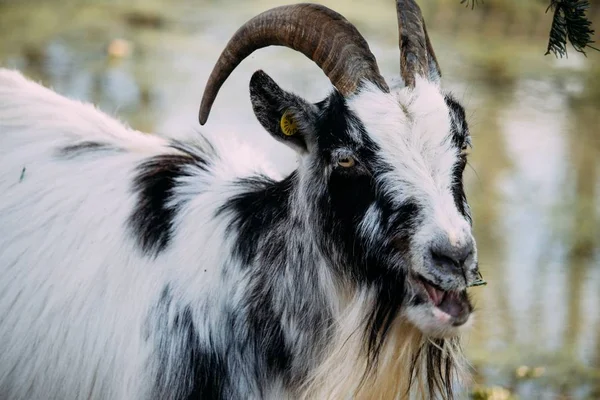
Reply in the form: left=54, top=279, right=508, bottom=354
left=545, top=0, right=599, bottom=57
left=459, top=0, right=598, bottom=57
left=460, top=0, right=482, bottom=10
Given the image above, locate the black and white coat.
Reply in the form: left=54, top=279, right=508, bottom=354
left=0, top=62, right=476, bottom=399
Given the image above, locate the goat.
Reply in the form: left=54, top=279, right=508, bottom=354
left=0, top=1, right=480, bottom=399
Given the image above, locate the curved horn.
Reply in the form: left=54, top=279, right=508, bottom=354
left=199, top=3, right=389, bottom=125
left=396, top=0, right=441, bottom=87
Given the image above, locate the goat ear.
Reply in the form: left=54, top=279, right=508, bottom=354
left=249, top=70, right=316, bottom=154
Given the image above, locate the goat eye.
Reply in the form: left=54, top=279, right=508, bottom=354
left=337, top=156, right=355, bottom=168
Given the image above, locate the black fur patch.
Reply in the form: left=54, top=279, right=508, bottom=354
left=57, top=141, right=120, bottom=159
left=128, top=143, right=209, bottom=257
left=149, top=286, right=227, bottom=400
left=216, top=171, right=324, bottom=392
left=451, top=157, right=471, bottom=224
left=364, top=272, right=407, bottom=366
left=214, top=172, right=296, bottom=386
left=444, top=94, right=469, bottom=147
left=216, top=173, right=294, bottom=267
left=245, top=278, right=293, bottom=388
left=444, top=94, right=472, bottom=224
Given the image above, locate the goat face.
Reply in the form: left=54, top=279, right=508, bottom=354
left=249, top=68, right=477, bottom=339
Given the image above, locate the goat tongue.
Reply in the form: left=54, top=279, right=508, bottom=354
left=423, top=282, right=445, bottom=306
left=438, top=291, right=467, bottom=320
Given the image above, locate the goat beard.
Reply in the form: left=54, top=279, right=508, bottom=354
left=297, top=285, right=470, bottom=400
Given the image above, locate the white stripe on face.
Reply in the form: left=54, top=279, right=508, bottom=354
left=348, top=77, right=473, bottom=270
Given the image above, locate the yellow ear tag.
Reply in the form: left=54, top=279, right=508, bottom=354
left=280, top=110, right=298, bottom=136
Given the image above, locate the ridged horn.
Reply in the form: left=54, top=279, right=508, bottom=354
left=199, top=3, right=389, bottom=125
left=396, top=0, right=441, bottom=87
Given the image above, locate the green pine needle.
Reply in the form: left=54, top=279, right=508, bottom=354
left=468, top=270, right=488, bottom=288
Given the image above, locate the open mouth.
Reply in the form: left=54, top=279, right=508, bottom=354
left=415, top=274, right=472, bottom=327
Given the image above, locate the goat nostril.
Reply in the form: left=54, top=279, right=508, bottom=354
left=460, top=250, right=474, bottom=265
left=431, top=246, right=475, bottom=270
left=431, top=250, right=461, bottom=271
left=428, top=234, right=475, bottom=274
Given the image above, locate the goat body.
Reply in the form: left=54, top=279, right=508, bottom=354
left=0, top=69, right=314, bottom=399
left=0, top=3, right=479, bottom=399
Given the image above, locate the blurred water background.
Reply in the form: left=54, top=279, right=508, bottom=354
left=0, top=0, right=599, bottom=398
